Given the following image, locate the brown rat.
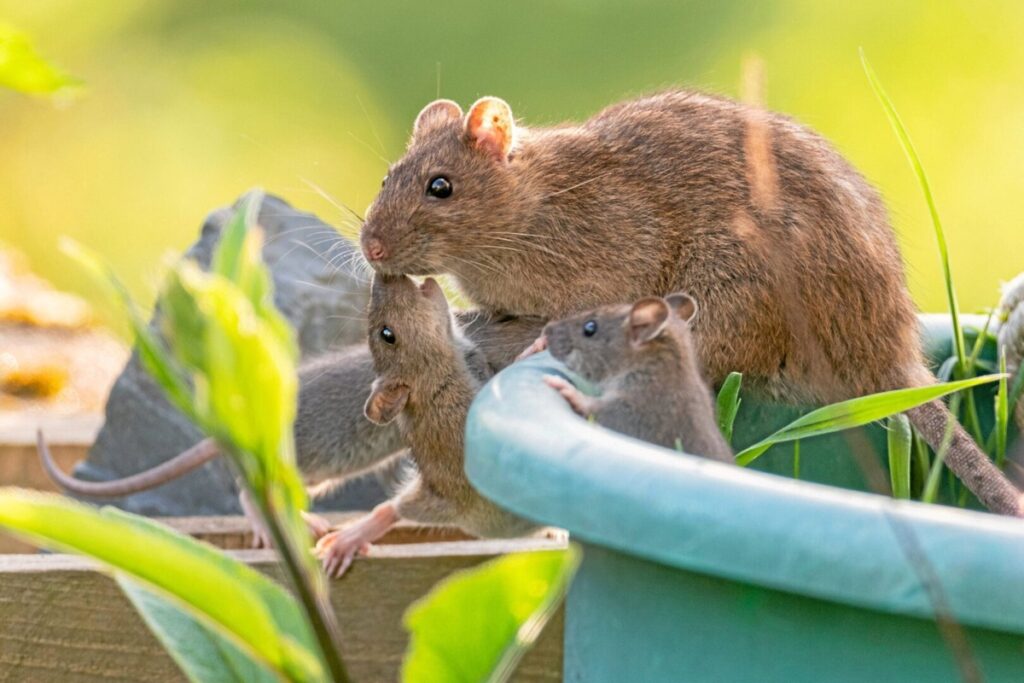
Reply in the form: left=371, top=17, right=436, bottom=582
left=314, top=274, right=536, bottom=577
left=543, top=292, right=732, bottom=461
left=358, top=91, right=1023, bottom=516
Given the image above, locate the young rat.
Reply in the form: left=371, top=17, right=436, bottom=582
left=38, top=311, right=544, bottom=548
left=542, top=292, right=732, bottom=461
left=314, top=274, right=536, bottom=577
left=356, top=91, right=1023, bottom=516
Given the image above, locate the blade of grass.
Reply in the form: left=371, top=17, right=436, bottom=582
left=911, top=431, right=930, bottom=499
left=792, top=439, right=801, bottom=480
left=735, top=375, right=1003, bottom=466
left=716, top=372, right=743, bottom=445
left=861, top=49, right=966, bottom=373
left=888, top=414, right=912, bottom=499
left=995, top=350, right=1009, bottom=468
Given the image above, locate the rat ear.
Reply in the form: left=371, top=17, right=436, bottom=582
left=464, top=96, right=515, bottom=162
left=665, top=292, right=698, bottom=323
left=419, top=277, right=448, bottom=307
left=413, top=99, right=463, bottom=139
left=628, top=297, right=670, bottom=347
left=364, top=379, right=410, bottom=425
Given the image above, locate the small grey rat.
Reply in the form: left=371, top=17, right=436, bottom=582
left=543, top=292, right=732, bottom=461
left=314, top=274, right=536, bottom=577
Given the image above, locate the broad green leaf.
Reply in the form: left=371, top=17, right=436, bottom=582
left=119, top=578, right=280, bottom=683
left=716, top=372, right=743, bottom=445
left=887, top=414, right=912, bottom=499
left=0, top=23, right=82, bottom=97
left=0, top=489, right=324, bottom=682
left=403, top=547, right=581, bottom=683
left=861, top=49, right=965, bottom=372
left=736, top=374, right=1004, bottom=466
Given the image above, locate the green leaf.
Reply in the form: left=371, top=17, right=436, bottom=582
left=403, top=546, right=581, bottom=683
left=735, top=374, right=1005, bottom=466
left=995, top=350, right=1009, bottom=468
left=887, top=414, right=912, bottom=499
left=715, top=372, right=743, bottom=445
left=0, top=23, right=82, bottom=97
left=118, top=578, right=280, bottom=683
left=0, top=488, right=324, bottom=682
left=861, top=49, right=965, bottom=373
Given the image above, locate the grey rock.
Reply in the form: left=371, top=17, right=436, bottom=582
left=76, top=193, right=388, bottom=515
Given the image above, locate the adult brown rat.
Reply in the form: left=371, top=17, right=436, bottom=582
left=543, top=292, right=732, bottom=461
left=314, top=274, right=537, bottom=577
left=359, top=91, right=1023, bottom=515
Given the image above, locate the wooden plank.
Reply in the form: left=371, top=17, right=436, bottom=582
left=163, top=513, right=477, bottom=549
left=0, top=539, right=566, bottom=682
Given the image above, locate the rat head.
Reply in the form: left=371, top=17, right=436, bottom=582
left=360, top=97, right=523, bottom=275
left=364, top=274, right=457, bottom=424
left=544, top=293, right=698, bottom=383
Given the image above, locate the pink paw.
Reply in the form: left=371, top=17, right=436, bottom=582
left=516, top=335, right=548, bottom=361
left=301, top=511, right=334, bottom=540
left=543, top=375, right=591, bottom=417
left=315, top=529, right=371, bottom=578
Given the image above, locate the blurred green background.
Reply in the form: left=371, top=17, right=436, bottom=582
left=0, top=0, right=1021, bottom=316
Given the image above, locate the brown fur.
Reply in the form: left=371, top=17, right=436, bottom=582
left=360, top=90, right=1023, bottom=515
left=362, top=274, right=535, bottom=537
left=545, top=293, right=732, bottom=461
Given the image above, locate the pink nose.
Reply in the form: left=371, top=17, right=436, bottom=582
left=364, top=237, right=388, bottom=262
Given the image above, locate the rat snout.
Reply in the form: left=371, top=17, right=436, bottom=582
left=543, top=323, right=568, bottom=361
left=362, top=235, right=389, bottom=264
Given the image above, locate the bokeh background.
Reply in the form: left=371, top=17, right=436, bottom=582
left=1, top=0, right=1021, bottom=317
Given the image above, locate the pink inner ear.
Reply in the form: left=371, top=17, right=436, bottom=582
left=465, top=98, right=513, bottom=160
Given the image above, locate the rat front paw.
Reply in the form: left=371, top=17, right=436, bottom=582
left=516, top=335, right=548, bottom=361
left=543, top=375, right=592, bottom=417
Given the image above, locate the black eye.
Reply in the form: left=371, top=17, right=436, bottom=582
left=381, top=174, right=388, bottom=188
left=582, top=320, right=598, bottom=337
left=380, top=326, right=396, bottom=344
left=426, top=176, right=452, bottom=198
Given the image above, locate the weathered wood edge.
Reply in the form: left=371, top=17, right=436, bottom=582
left=0, top=537, right=566, bottom=682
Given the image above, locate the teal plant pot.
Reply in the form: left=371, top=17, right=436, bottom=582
left=465, top=315, right=1024, bottom=682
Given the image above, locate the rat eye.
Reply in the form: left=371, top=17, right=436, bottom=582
left=582, top=320, right=598, bottom=337
left=380, top=326, right=396, bottom=344
left=426, top=176, right=453, bottom=198
left=381, top=174, right=388, bottom=188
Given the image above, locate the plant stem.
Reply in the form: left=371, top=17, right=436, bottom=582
left=241, top=477, right=350, bottom=683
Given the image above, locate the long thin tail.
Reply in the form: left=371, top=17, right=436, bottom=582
left=905, top=401, right=1024, bottom=516
left=37, top=430, right=221, bottom=498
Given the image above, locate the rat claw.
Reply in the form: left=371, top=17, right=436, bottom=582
left=301, top=510, right=333, bottom=540
left=516, top=335, right=548, bottom=361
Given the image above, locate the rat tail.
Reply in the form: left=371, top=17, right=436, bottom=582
left=38, top=430, right=220, bottom=498
left=904, top=398, right=1023, bottom=517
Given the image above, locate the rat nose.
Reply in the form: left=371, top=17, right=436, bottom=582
left=364, top=237, right=388, bottom=263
